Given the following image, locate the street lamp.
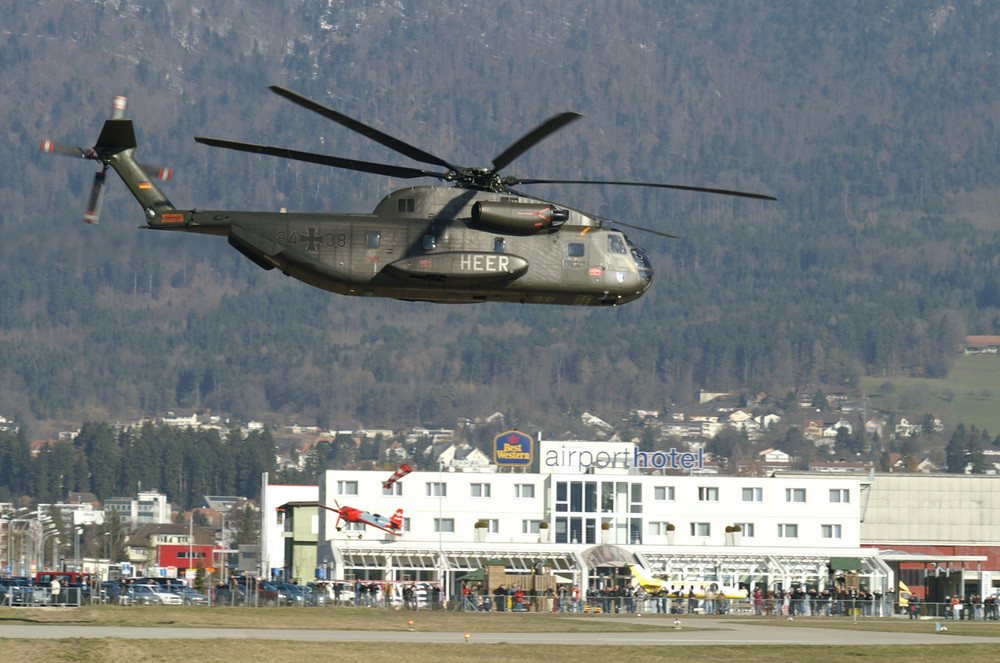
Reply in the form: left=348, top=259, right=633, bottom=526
left=0, top=507, right=29, bottom=571
left=6, top=510, right=38, bottom=576
left=38, top=525, right=60, bottom=571
left=74, top=527, right=83, bottom=572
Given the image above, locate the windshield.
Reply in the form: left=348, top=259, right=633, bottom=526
left=626, top=237, right=653, bottom=281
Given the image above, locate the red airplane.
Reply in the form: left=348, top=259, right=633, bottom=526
left=320, top=502, right=404, bottom=536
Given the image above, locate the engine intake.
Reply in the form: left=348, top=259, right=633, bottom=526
left=471, top=201, right=568, bottom=234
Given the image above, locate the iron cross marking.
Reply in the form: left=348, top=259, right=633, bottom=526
left=302, top=227, right=323, bottom=251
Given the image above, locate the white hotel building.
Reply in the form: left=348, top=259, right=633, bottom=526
left=304, top=439, right=889, bottom=595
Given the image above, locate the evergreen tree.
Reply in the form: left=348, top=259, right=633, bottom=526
left=233, top=505, right=260, bottom=547
left=945, top=424, right=968, bottom=474
left=101, top=509, right=129, bottom=563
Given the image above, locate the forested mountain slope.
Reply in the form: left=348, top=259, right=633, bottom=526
left=2, top=1, right=999, bottom=435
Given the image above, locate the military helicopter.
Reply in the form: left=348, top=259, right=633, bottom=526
left=42, top=88, right=775, bottom=306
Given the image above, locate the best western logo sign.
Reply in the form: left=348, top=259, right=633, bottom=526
left=493, top=430, right=533, bottom=466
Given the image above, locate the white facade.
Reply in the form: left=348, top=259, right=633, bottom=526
left=104, top=491, right=171, bottom=529
left=318, top=470, right=863, bottom=551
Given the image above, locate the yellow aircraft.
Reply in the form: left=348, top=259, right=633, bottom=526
left=629, top=566, right=748, bottom=599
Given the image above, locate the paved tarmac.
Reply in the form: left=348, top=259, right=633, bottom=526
left=2, top=617, right=997, bottom=646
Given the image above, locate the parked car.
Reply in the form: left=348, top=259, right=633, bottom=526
left=0, top=579, right=32, bottom=605
left=303, top=583, right=333, bottom=607
left=1, top=578, right=45, bottom=606
left=279, top=582, right=309, bottom=606
left=168, top=586, right=209, bottom=606
left=214, top=582, right=251, bottom=606
left=100, top=581, right=129, bottom=605
left=125, top=584, right=183, bottom=606
left=259, top=580, right=295, bottom=607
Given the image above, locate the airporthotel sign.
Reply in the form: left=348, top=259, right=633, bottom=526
left=493, top=430, right=534, bottom=466
left=539, top=441, right=706, bottom=474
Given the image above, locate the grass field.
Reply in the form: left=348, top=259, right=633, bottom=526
left=0, top=605, right=669, bottom=632
left=2, top=640, right=1000, bottom=663
left=860, top=353, right=1000, bottom=434
left=5, top=608, right=1000, bottom=662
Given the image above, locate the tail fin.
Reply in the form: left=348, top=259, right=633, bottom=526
left=390, top=509, right=404, bottom=531
left=629, top=565, right=663, bottom=590
left=97, top=119, right=180, bottom=225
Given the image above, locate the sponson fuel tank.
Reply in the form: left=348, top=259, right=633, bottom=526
left=384, top=251, right=530, bottom=284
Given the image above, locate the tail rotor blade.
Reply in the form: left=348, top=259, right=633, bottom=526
left=140, top=163, right=173, bottom=181
left=40, top=139, right=89, bottom=158
left=84, top=168, right=107, bottom=224
left=111, top=95, right=127, bottom=120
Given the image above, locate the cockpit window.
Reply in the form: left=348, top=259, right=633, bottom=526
left=367, top=232, right=380, bottom=249
left=609, top=235, right=627, bottom=254
left=568, top=242, right=585, bottom=258
left=493, top=237, right=506, bottom=253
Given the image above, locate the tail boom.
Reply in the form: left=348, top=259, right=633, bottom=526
left=96, top=119, right=177, bottom=224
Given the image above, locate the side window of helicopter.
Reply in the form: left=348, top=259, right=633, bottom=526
left=367, top=232, right=380, bottom=249
left=423, top=234, right=436, bottom=250
left=609, top=235, right=627, bottom=254
left=493, top=237, right=506, bottom=253
left=568, top=242, right=585, bottom=258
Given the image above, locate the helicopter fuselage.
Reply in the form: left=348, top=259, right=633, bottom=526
left=156, top=185, right=654, bottom=306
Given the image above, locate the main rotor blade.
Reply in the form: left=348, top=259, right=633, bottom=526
left=491, top=112, right=582, bottom=173
left=270, top=86, right=460, bottom=172
left=194, top=136, right=448, bottom=181
left=511, top=178, right=778, bottom=201
left=606, top=219, right=682, bottom=240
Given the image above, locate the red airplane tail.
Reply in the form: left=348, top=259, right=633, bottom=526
left=390, top=508, right=404, bottom=531
left=383, top=464, right=413, bottom=489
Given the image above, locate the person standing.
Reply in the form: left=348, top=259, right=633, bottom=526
left=493, top=584, right=506, bottom=612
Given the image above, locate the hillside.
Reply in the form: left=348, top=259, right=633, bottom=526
left=2, top=1, right=1000, bottom=437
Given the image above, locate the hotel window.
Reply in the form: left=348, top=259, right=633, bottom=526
left=698, top=486, right=719, bottom=502
left=515, top=484, right=535, bottom=499
left=822, top=524, right=842, bottom=539
left=829, top=489, right=850, bottom=503
left=742, top=487, right=762, bottom=502
left=479, top=518, right=499, bottom=533
left=433, top=518, right=455, bottom=533
left=337, top=480, right=358, bottom=496
left=649, top=521, right=672, bottom=536
left=522, top=519, right=542, bottom=534
left=426, top=482, right=447, bottom=497
left=690, top=522, right=711, bottom=537
left=785, top=488, right=806, bottom=503
left=736, top=522, right=755, bottom=538
left=778, top=523, right=799, bottom=538
left=382, top=482, right=402, bottom=496
left=470, top=483, right=491, bottom=498
left=654, top=486, right=675, bottom=501
left=344, top=521, right=366, bottom=532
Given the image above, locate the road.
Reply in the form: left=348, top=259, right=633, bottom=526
left=2, top=617, right=995, bottom=646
